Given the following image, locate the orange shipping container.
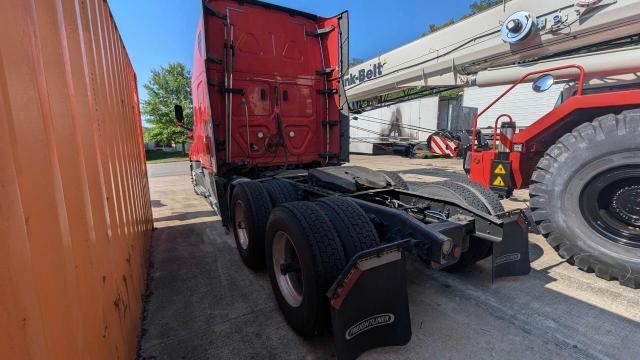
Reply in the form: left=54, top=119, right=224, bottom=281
left=0, top=0, right=153, bottom=359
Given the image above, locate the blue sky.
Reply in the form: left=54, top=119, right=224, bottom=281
left=109, top=0, right=475, bottom=103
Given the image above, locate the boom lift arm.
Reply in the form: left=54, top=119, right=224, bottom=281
left=346, top=0, right=640, bottom=103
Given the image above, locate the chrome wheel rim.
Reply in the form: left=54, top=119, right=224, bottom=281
left=234, top=200, right=249, bottom=250
left=272, top=231, right=304, bottom=307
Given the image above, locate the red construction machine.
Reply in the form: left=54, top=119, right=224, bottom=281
left=346, top=0, right=640, bottom=289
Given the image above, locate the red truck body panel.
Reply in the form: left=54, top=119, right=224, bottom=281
left=190, top=0, right=349, bottom=176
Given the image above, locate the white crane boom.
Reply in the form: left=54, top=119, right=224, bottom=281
left=345, top=0, right=640, bottom=102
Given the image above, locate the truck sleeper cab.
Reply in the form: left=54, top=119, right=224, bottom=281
left=182, top=1, right=531, bottom=358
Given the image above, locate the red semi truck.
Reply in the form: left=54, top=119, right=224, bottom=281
left=177, top=1, right=530, bottom=358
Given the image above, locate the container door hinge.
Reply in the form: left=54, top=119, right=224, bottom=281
left=317, top=88, right=338, bottom=95
left=205, top=5, right=227, bottom=20
left=306, top=26, right=335, bottom=37
left=322, top=120, right=340, bottom=126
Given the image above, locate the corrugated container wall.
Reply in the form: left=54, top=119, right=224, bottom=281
left=0, top=0, right=153, bottom=359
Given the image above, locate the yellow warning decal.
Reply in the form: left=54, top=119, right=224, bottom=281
left=494, top=164, right=507, bottom=175
left=493, top=176, right=505, bottom=187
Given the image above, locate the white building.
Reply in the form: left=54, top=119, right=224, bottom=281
left=349, top=96, right=440, bottom=154
left=348, top=83, right=565, bottom=154
left=462, top=83, right=564, bottom=129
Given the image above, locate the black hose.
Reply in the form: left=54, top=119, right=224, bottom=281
left=276, top=113, right=288, bottom=170
left=354, top=112, right=438, bottom=133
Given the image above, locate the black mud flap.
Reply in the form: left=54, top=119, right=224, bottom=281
left=492, top=212, right=531, bottom=281
left=327, top=242, right=413, bottom=360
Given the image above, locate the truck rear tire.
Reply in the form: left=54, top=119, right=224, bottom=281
left=380, top=171, right=409, bottom=190
left=530, top=110, right=640, bottom=288
left=414, top=181, right=497, bottom=216
left=266, top=202, right=347, bottom=336
left=262, top=179, right=298, bottom=206
left=413, top=181, right=499, bottom=269
left=448, top=176, right=505, bottom=215
left=315, top=197, right=380, bottom=259
left=190, top=162, right=198, bottom=195
left=231, top=181, right=273, bottom=269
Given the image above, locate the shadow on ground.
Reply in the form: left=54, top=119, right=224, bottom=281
left=138, top=220, right=334, bottom=360
left=153, top=211, right=216, bottom=223
left=150, top=200, right=166, bottom=208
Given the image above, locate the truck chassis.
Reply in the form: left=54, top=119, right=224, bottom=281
left=190, top=163, right=530, bottom=359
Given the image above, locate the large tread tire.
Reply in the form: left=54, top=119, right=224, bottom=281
left=266, top=202, right=346, bottom=336
left=262, top=179, right=298, bottom=206
left=446, top=177, right=505, bottom=260
left=530, top=110, right=640, bottom=289
left=380, top=171, right=410, bottom=190
left=315, top=197, right=380, bottom=259
left=414, top=181, right=490, bottom=215
left=231, top=181, right=273, bottom=269
left=413, top=181, right=495, bottom=269
left=448, top=176, right=505, bottom=215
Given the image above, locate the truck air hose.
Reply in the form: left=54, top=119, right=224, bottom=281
left=263, top=114, right=289, bottom=170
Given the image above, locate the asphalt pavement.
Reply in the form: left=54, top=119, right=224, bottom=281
left=139, top=157, right=640, bottom=360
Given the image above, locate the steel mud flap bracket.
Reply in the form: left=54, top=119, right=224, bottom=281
left=327, top=242, right=412, bottom=360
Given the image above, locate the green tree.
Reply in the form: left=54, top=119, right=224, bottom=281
left=141, top=62, right=193, bottom=152
left=142, top=126, right=151, bottom=142
left=426, top=18, right=456, bottom=35
left=469, top=0, right=505, bottom=14
left=350, top=58, right=366, bottom=67
left=424, top=0, right=508, bottom=35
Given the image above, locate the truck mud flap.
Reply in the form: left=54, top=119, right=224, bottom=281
left=327, top=241, right=413, bottom=360
left=492, top=212, right=531, bottom=281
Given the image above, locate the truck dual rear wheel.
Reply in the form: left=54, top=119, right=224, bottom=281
left=189, top=162, right=198, bottom=195
left=231, top=181, right=272, bottom=269
left=266, top=202, right=347, bottom=336
left=449, top=176, right=505, bottom=215
left=530, top=110, right=640, bottom=288
left=262, top=179, right=298, bottom=206
left=315, top=197, right=380, bottom=258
